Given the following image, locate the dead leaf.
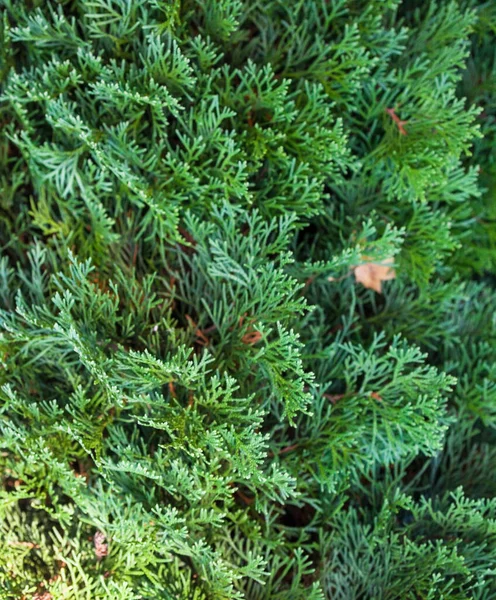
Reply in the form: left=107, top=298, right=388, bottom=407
left=8, top=540, right=40, bottom=549
left=386, top=107, right=408, bottom=136
left=93, top=531, right=108, bottom=560
left=185, top=315, right=210, bottom=346
left=354, top=257, right=396, bottom=293
left=323, top=393, right=347, bottom=404
left=241, top=330, right=263, bottom=345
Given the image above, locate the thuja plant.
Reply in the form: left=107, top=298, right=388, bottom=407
left=0, top=0, right=495, bottom=598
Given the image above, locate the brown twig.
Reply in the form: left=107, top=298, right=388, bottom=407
left=386, top=107, right=408, bottom=136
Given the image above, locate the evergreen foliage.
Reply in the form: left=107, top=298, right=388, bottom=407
left=0, top=0, right=495, bottom=597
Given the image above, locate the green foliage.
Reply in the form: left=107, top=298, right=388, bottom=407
left=0, top=0, right=495, bottom=598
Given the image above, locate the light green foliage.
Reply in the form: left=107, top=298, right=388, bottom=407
left=0, top=0, right=495, bottom=598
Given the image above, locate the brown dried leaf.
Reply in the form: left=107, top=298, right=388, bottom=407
left=8, top=540, right=40, bottom=549
left=323, top=393, right=347, bottom=404
left=241, top=330, right=263, bottom=345
left=93, top=531, right=108, bottom=560
left=354, top=258, right=396, bottom=293
left=386, top=107, right=408, bottom=136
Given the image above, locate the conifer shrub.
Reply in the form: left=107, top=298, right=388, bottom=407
left=0, top=0, right=495, bottom=598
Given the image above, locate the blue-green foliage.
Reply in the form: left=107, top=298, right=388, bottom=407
left=0, top=0, right=495, bottom=598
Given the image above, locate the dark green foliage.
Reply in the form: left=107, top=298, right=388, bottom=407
left=0, top=0, right=495, bottom=598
